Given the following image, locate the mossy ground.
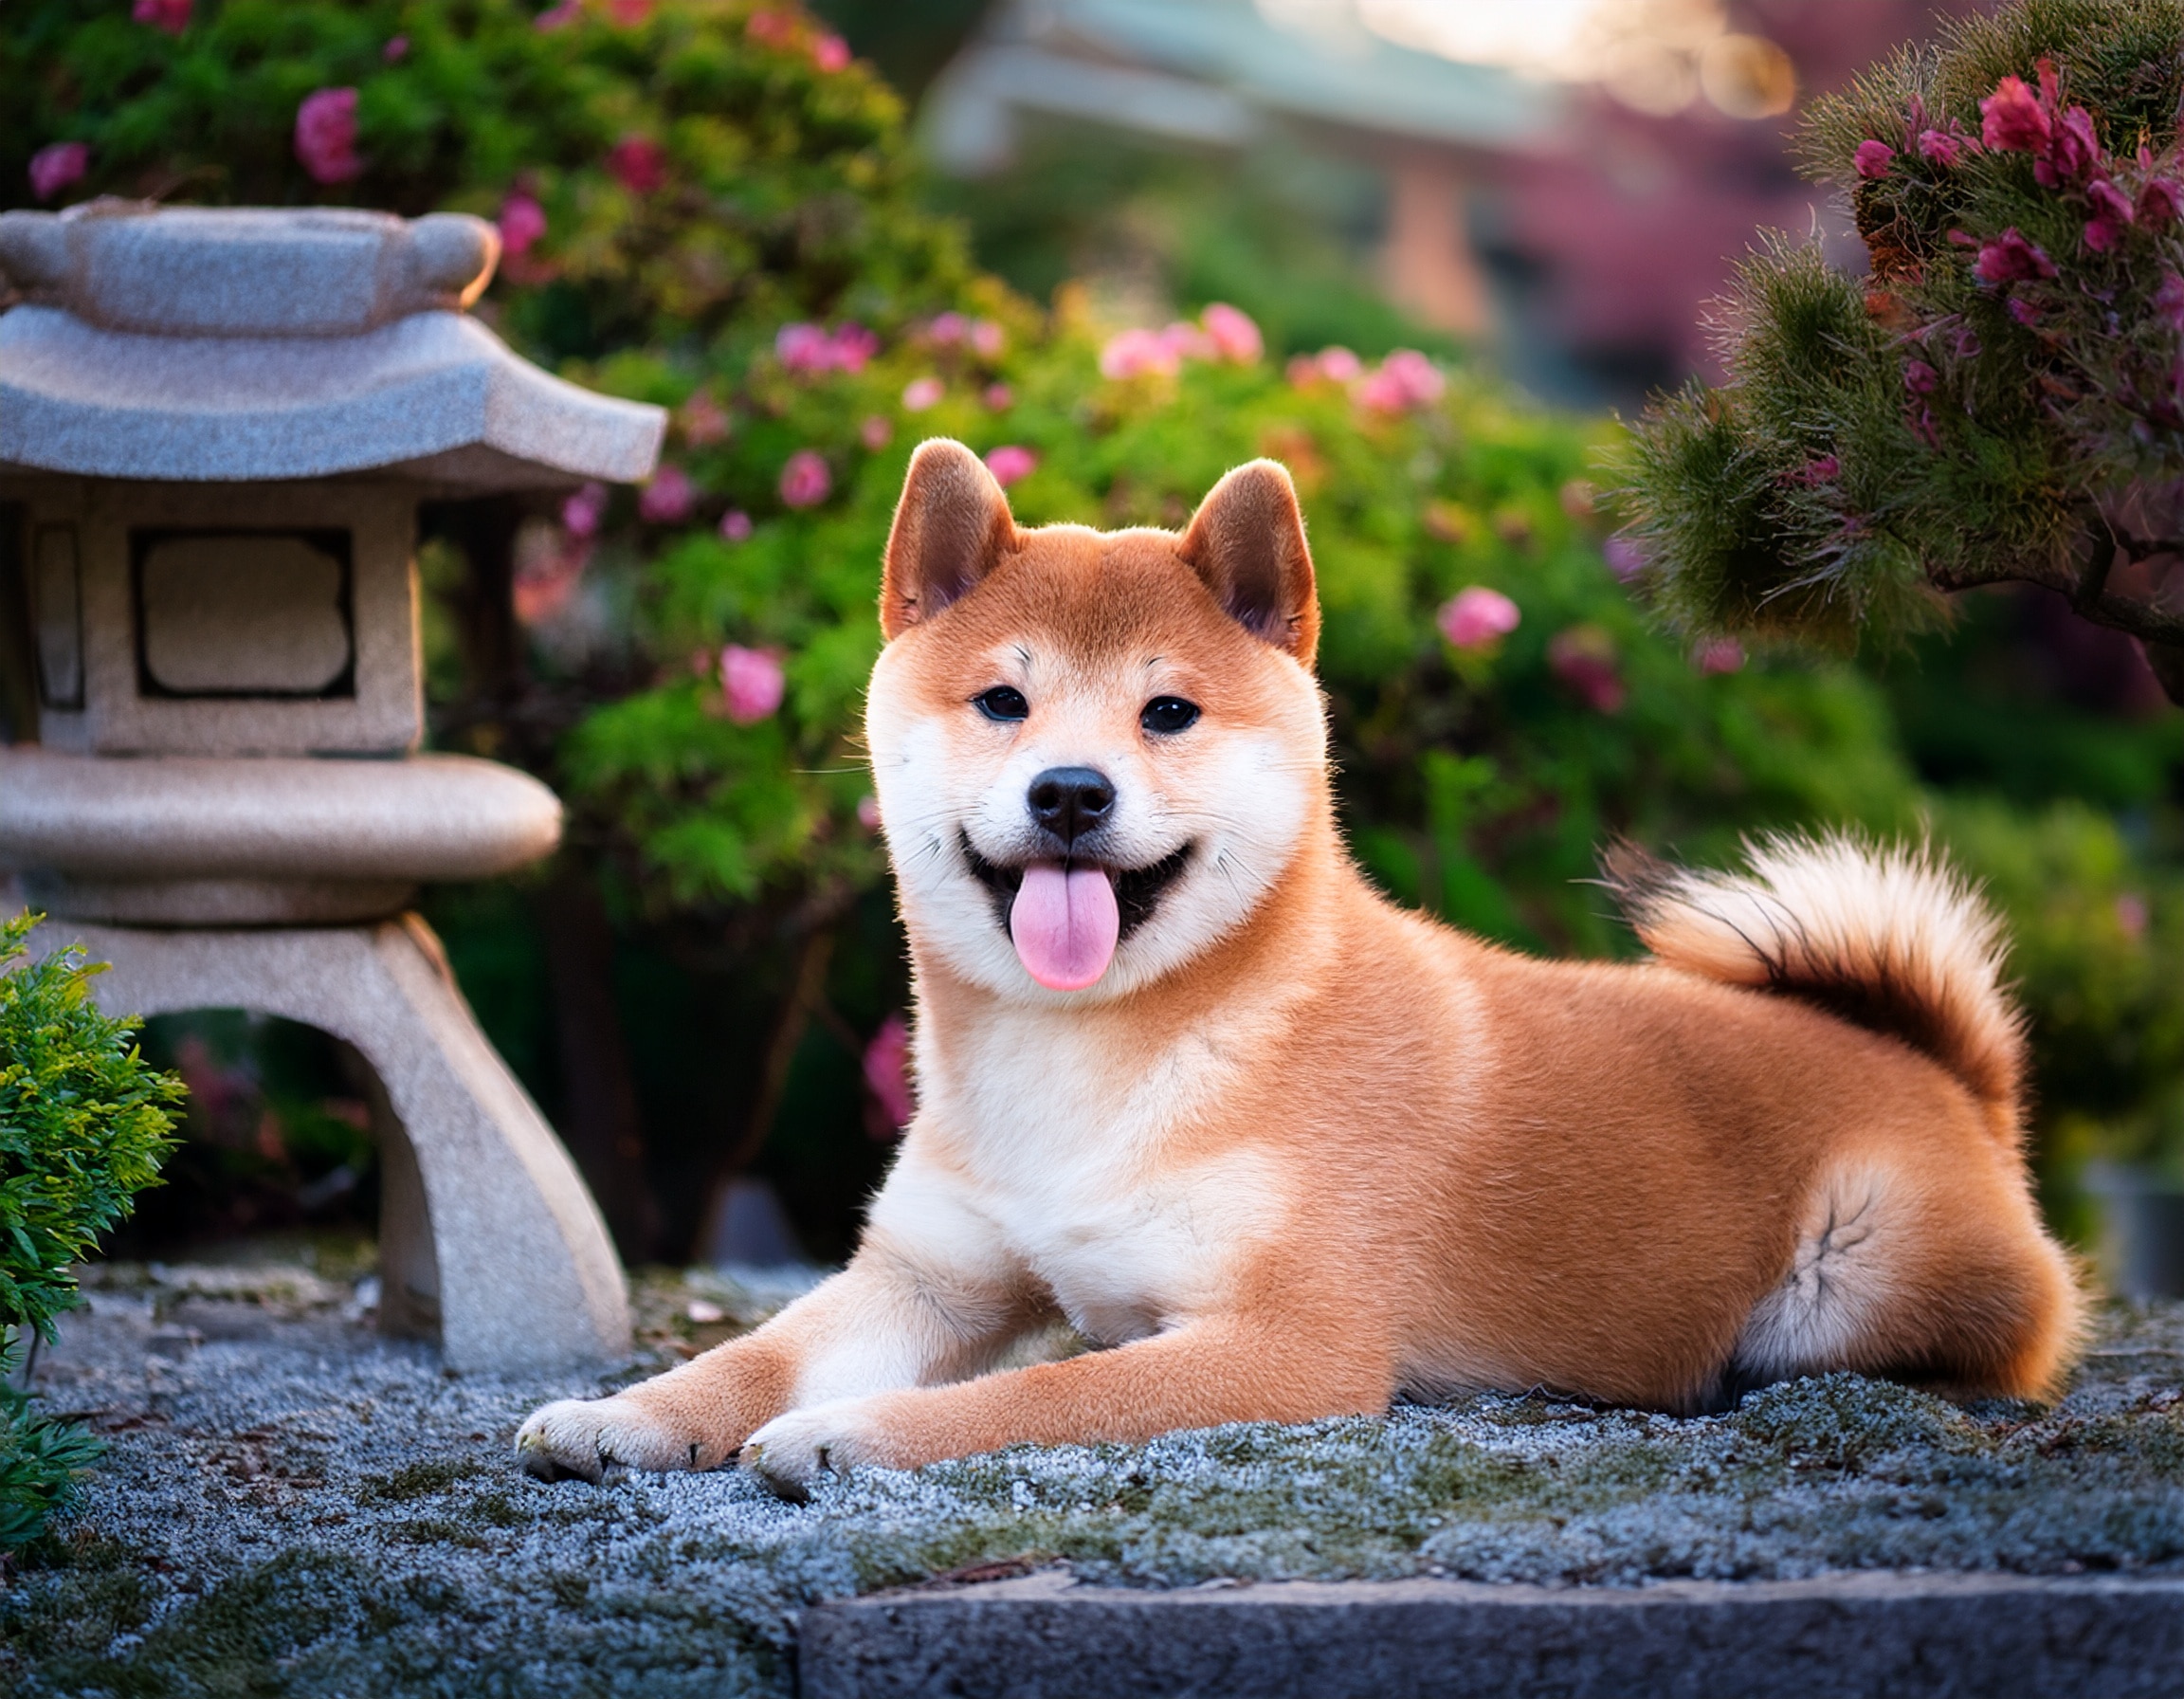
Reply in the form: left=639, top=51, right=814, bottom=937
left=3, top=1259, right=2179, bottom=1697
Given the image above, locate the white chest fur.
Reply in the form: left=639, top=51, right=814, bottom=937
left=875, top=1005, right=1289, bottom=1345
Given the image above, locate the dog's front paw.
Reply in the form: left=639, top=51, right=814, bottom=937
left=515, top=1396, right=718, bottom=1485
left=740, top=1399, right=888, bottom=1502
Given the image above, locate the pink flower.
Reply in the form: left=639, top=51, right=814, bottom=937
left=608, top=0, right=652, bottom=22
left=1200, top=301, right=1264, bottom=362
left=984, top=445, right=1038, bottom=486
left=1902, top=358, right=1938, bottom=394
left=2084, top=177, right=2135, bottom=251
left=1603, top=536, right=1647, bottom=580
left=2045, top=104, right=2101, bottom=185
left=2156, top=273, right=2184, bottom=333
left=1437, top=586, right=1520, bottom=649
left=679, top=391, right=729, bottom=446
left=861, top=414, right=894, bottom=450
left=498, top=191, right=547, bottom=260
left=1974, top=228, right=2056, bottom=284
left=1100, top=327, right=1179, bottom=380
left=638, top=464, right=695, bottom=524
left=1548, top=627, right=1625, bottom=713
left=747, top=9, right=793, bottom=46
left=719, top=644, right=786, bottom=724
left=27, top=142, right=87, bottom=203
left=812, top=33, right=852, bottom=72
left=1356, top=350, right=1445, bottom=413
left=856, top=794, right=883, bottom=831
left=1788, top=454, right=1841, bottom=485
left=779, top=449, right=831, bottom=508
left=1695, top=638, right=1745, bottom=675
left=719, top=509, right=754, bottom=542
left=1159, top=320, right=1215, bottom=361
left=902, top=375, right=945, bottom=411
left=830, top=322, right=880, bottom=373
left=1854, top=140, right=1896, bottom=179
left=1285, top=355, right=1320, bottom=388
left=607, top=135, right=666, bottom=193
left=561, top=481, right=609, bottom=538
left=970, top=319, right=1006, bottom=358
left=383, top=34, right=410, bottom=62
left=295, top=88, right=363, bottom=185
left=776, top=322, right=833, bottom=372
left=926, top=311, right=969, bottom=347
left=2138, top=176, right=2184, bottom=226
left=1980, top=73, right=2052, bottom=154
left=983, top=382, right=1013, bottom=411
left=863, top=1013, right=915, bottom=1134
left=132, top=0, right=191, bottom=32
left=1918, top=127, right=1976, bottom=168
left=2007, top=297, right=2045, bottom=328
left=534, top=0, right=583, bottom=27
left=1317, top=346, right=1363, bottom=383
left=2117, top=892, right=2151, bottom=940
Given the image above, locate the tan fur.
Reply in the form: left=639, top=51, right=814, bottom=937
left=517, top=441, right=2084, bottom=1495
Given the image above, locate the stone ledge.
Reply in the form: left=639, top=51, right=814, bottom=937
left=797, top=1569, right=2184, bottom=1699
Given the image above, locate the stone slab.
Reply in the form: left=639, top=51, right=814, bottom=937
left=796, top=1568, right=2184, bottom=1699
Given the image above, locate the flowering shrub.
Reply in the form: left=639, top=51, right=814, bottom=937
left=1614, top=0, right=2184, bottom=702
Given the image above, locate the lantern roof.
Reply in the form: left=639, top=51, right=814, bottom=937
left=0, top=204, right=664, bottom=491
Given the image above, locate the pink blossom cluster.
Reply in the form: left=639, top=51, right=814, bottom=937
left=607, top=135, right=667, bottom=193
left=1285, top=347, right=1364, bottom=388
left=561, top=482, right=610, bottom=539
left=134, top=0, right=191, bottom=32
left=1355, top=349, right=1447, bottom=413
left=1437, top=586, right=1520, bottom=650
left=779, top=450, right=831, bottom=508
left=679, top=392, right=730, bottom=446
left=777, top=320, right=881, bottom=375
left=638, top=465, right=695, bottom=524
left=717, top=645, right=786, bottom=724
left=1547, top=627, right=1625, bottom=714
left=863, top=1013, right=914, bottom=1136
left=901, top=375, right=945, bottom=411
left=1972, top=60, right=2181, bottom=254
left=498, top=191, right=547, bottom=261
left=28, top=142, right=88, bottom=202
left=295, top=88, right=363, bottom=185
left=1099, top=304, right=1264, bottom=380
left=984, top=446, right=1037, bottom=486
left=924, top=313, right=1006, bottom=358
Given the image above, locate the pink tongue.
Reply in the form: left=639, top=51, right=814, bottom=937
left=1009, top=863, right=1120, bottom=991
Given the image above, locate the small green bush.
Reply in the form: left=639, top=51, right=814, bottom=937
left=0, top=912, right=181, bottom=1554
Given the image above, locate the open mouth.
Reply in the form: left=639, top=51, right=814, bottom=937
left=962, top=832, right=1193, bottom=949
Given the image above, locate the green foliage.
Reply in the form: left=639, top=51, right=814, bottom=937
left=0, top=912, right=181, bottom=1555
left=1614, top=0, right=2184, bottom=650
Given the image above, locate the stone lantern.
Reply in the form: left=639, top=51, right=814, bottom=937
left=0, top=204, right=666, bottom=1372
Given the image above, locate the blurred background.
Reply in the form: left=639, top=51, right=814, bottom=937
left=4, top=0, right=2179, bottom=1288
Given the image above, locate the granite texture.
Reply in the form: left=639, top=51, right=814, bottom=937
left=0, top=748, right=562, bottom=921
left=1, top=1279, right=2178, bottom=1697
left=0, top=205, right=664, bottom=490
left=800, top=1568, right=2184, bottom=1699
left=56, top=917, right=629, bottom=1373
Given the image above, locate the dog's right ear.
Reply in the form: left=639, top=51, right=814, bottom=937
left=880, top=439, right=1017, bottom=640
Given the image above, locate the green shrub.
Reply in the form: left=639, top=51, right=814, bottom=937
left=0, top=912, right=182, bottom=1554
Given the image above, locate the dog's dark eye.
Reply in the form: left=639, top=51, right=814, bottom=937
left=1141, top=696, right=1201, bottom=735
left=974, top=685, right=1029, bottom=722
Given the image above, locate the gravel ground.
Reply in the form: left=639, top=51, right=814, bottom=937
left=2, top=1251, right=2181, bottom=1697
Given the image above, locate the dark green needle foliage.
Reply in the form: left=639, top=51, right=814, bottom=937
left=1617, top=0, right=2184, bottom=700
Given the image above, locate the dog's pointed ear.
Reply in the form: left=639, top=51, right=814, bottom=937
left=1178, top=459, right=1320, bottom=666
left=880, top=439, right=1017, bottom=640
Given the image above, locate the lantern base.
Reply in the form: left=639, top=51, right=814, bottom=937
left=56, top=912, right=629, bottom=1375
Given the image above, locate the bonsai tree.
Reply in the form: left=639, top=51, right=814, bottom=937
left=1615, top=0, right=2184, bottom=702
left=0, top=913, right=181, bottom=1554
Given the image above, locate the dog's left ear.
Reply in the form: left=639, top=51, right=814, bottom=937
left=1178, top=459, right=1320, bottom=666
left=880, top=439, right=1018, bottom=641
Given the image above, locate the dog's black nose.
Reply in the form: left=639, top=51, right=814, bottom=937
left=1027, top=766, right=1115, bottom=850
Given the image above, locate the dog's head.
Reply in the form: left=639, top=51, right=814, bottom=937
left=864, top=438, right=1328, bottom=1001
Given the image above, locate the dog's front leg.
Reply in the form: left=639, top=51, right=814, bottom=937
left=516, top=1227, right=1028, bottom=1484
left=741, top=1311, right=1395, bottom=1498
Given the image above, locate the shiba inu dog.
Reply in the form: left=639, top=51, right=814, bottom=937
left=518, top=439, right=2082, bottom=1497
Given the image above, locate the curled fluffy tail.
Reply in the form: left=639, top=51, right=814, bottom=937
left=1603, top=831, right=2024, bottom=1126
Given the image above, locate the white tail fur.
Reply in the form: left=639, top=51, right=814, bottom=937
left=1604, top=832, right=2024, bottom=1127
